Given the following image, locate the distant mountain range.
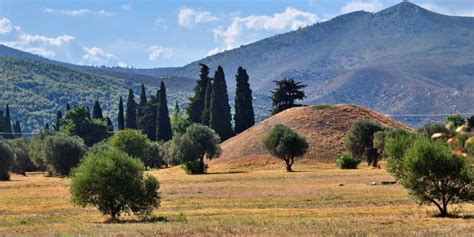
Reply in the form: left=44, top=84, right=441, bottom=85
left=1, top=1, right=473, bottom=131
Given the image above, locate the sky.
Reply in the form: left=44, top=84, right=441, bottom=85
left=0, top=0, right=473, bottom=68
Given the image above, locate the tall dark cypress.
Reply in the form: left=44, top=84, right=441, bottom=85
left=209, top=66, right=234, bottom=141
left=137, top=84, right=148, bottom=132
left=92, top=99, right=103, bottom=119
left=139, top=84, right=147, bottom=107
left=118, top=96, right=125, bottom=130
left=139, top=89, right=158, bottom=141
left=3, top=105, right=13, bottom=139
left=125, top=89, right=138, bottom=129
left=187, top=64, right=210, bottom=123
left=13, top=120, right=22, bottom=138
left=234, top=66, right=255, bottom=133
left=54, top=110, right=63, bottom=131
left=66, top=103, right=71, bottom=111
left=201, top=79, right=213, bottom=126
left=106, top=117, right=114, bottom=133
left=156, top=82, right=172, bottom=141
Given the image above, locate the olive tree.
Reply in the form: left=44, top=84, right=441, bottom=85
left=109, top=129, right=151, bottom=163
left=401, top=138, right=473, bottom=217
left=43, top=135, right=87, bottom=176
left=384, top=132, right=416, bottom=180
left=345, top=120, right=383, bottom=167
left=0, top=139, right=14, bottom=180
left=262, top=124, right=308, bottom=172
left=10, top=139, right=36, bottom=175
left=70, top=148, right=160, bottom=221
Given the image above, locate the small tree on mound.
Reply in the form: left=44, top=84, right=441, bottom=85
left=345, top=120, right=384, bottom=167
left=43, top=135, right=87, bottom=176
left=70, top=148, right=160, bottom=221
left=262, top=124, right=309, bottom=172
left=0, top=139, right=14, bottom=180
left=109, top=129, right=151, bottom=164
left=401, top=138, right=473, bottom=217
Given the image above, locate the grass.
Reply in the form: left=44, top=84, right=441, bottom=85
left=0, top=163, right=473, bottom=236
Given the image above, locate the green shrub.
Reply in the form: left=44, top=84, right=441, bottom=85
left=10, top=139, right=36, bottom=175
left=336, top=153, right=360, bottom=169
left=43, top=135, right=87, bottom=176
left=262, top=124, right=308, bottom=172
left=146, top=142, right=166, bottom=168
left=182, top=160, right=208, bottom=174
left=417, top=123, right=449, bottom=139
left=446, top=114, right=466, bottom=128
left=0, top=139, right=14, bottom=180
left=70, top=148, right=160, bottom=221
left=109, top=129, right=151, bottom=163
left=401, top=138, right=473, bottom=217
left=384, top=132, right=416, bottom=180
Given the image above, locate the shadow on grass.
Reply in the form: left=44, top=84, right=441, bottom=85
left=95, top=215, right=170, bottom=224
left=202, top=171, right=248, bottom=175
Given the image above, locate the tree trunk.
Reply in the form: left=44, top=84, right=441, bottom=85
left=199, top=155, right=205, bottom=174
left=285, top=157, right=293, bottom=172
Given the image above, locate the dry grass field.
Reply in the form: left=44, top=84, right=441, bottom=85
left=0, top=163, right=473, bottom=236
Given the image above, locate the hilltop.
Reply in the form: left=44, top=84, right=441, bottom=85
left=211, top=104, right=411, bottom=168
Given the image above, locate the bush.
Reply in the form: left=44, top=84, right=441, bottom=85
left=0, top=139, right=14, bottom=180
left=10, top=139, right=36, bottom=175
left=43, top=135, right=87, bottom=176
left=401, top=138, right=473, bottom=217
left=446, top=114, right=466, bottom=128
left=28, top=131, right=53, bottom=171
left=417, top=123, right=449, bottom=139
left=336, top=153, right=360, bottom=169
left=182, top=160, right=208, bottom=174
left=70, top=148, right=160, bottom=221
left=146, top=142, right=166, bottom=168
left=262, top=124, right=308, bottom=172
left=109, top=129, right=151, bottom=163
left=345, top=120, right=384, bottom=167
left=384, top=132, right=416, bottom=180
left=61, top=105, right=108, bottom=146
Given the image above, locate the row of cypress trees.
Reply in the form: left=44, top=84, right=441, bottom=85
left=187, top=64, right=254, bottom=141
left=0, top=104, right=22, bottom=139
left=117, top=81, right=172, bottom=142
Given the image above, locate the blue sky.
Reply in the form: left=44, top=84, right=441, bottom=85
left=0, top=0, right=473, bottom=68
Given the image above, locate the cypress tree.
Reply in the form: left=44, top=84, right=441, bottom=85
left=125, top=89, right=137, bottom=129
left=55, top=110, right=63, bottom=131
left=118, top=96, right=125, bottom=130
left=201, top=79, right=213, bottom=126
left=139, top=84, right=147, bottom=107
left=44, top=122, right=50, bottom=131
left=137, top=84, right=148, bottom=132
left=139, top=90, right=158, bottom=141
left=106, top=117, right=114, bottom=133
left=92, top=99, right=103, bottom=119
left=187, top=64, right=210, bottom=123
left=156, top=82, right=172, bottom=141
left=66, top=103, right=71, bottom=111
left=13, top=120, right=22, bottom=138
left=234, top=66, right=255, bottom=133
left=209, top=66, right=234, bottom=141
left=3, top=105, right=13, bottom=139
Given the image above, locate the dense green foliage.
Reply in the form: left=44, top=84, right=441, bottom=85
left=417, top=123, right=449, bottom=139
left=400, top=138, right=473, bottom=217
left=384, top=132, right=416, bottom=180
left=126, top=89, right=138, bottom=129
left=234, top=67, right=255, bottom=134
left=92, top=99, right=103, bottom=120
left=43, top=135, right=87, bottom=176
left=156, top=82, right=172, bottom=141
left=345, top=120, right=384, bottom=167
left=262, top=124, right=309, bottom=172
left=0, top=139, right=14, bottom=180
left=0, top=104, right=14, bottom=139
left=170, top=102, right=191, bottom=136
left=70, top=148, right=160, bottom=221
left=117, top=96, right=125, bottom=130
left=271, top=78, right=306, bottom=115
left=187, top=64, right=210, bottom=123
left=336, top=153, right=360, bottom=169
left=209, top=66, right=234, bottom=141
left=201, top=79, right=212, bottom=126
left=446, top=114, right=465, bottom=128
left=60, top=105, right=108, bottom=146
left=109, top=129, right=151, bottom=163
left=10, top=138, right=35, bottom=175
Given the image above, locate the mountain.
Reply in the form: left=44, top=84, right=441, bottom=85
left=0, top=57, right=190, bottom=132
left=145, top=2, right=474, bottom=126
left=211, top=104, right=411, bottom=168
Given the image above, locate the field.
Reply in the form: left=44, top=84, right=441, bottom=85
left=0, top=163, right=473, bottom=236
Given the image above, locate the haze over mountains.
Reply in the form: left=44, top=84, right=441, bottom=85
left=1, top=1, right=473, bottom=131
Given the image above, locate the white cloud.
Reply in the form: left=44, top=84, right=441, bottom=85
left=120, top=3, right=132, bottom=11
left=213, top=7, right=317, bottom=50
left=0, top=17, right=75, bottom=58
left=18, top=33, right=75, bottom=46
left=0, top=17, right=13, bottom=34
left=43, top=8, right=112, bottom=16
left=81, top=47, right=119, bottom=65
left=149, top=45, right=173, bottom=61
left=178, top=8, right=218, bottom=27
left=341, top=1, right=384, bottom=14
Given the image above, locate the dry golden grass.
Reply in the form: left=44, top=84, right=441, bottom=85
left=0, top=163, right=473, bottom=236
